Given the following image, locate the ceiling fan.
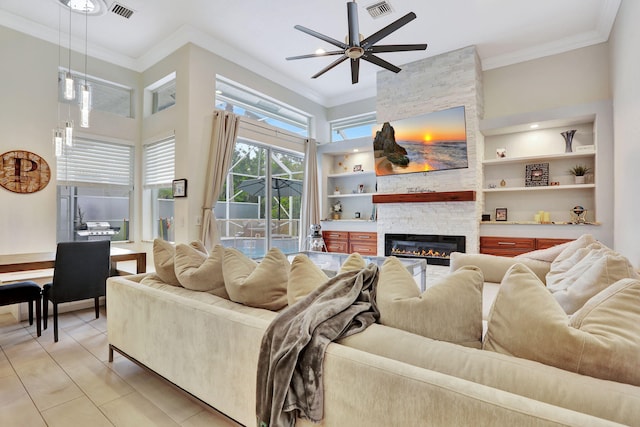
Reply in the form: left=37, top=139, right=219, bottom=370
left=286, top=1, right=428, bottom=84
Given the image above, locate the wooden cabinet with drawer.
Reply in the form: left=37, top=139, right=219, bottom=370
left=348, top=232, right=377, bottom=255
left=322, top=231, right=377, bottom=255
left=322, top=231, right=349, bottom=253
left=480, top=236, right=573, bottom=257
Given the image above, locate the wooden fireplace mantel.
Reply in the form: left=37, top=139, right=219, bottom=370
left=372, top=191, right=476, bottom=204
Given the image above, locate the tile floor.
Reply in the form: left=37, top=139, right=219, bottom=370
left=0, top=308, right=242, bottom=427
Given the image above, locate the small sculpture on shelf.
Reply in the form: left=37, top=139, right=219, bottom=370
left=561, top=129, right=577, bottom=153
left=570, top=206, right=588, bottom=224
left=331, top=200, right=342, bottom=220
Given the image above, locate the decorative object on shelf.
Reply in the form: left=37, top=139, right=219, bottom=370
left=334, top=186, right=340, bottom=195
left=481, top=214, right=491, bottom=221
left=495, top=207, right=508, bottom=221
left=496, top=148, right=506, bottom=158
left=355, top=212, right=361, bottom=219
left=488, top=183, right=497, bottom=189
left=550, top=181, right=560, bottom=186
left=331, top=200, right=342, bottom=220
left=358, top=184, right=365, bottom=193
left=172, top=179, right=187, bottom=197
left=561, top=129, right=577, bottom=153
left=0, top=150, right=51, bottom=194
left=535, top=210, right=551, bottom=224
left=525, top=163, right=549, bottom=187
left=570, top=206, right=587, bottom=224
left=353, top=164, right=362, bottom=172
left=568, top=164, right=591, bottom=184
left=500, top=179, right=506, bottom=187
left=306, top=224, right=327, bottom=252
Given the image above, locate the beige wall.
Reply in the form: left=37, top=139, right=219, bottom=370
left=483, top=43, right=611, bottom=119
left=610, top=0, right=640, bottom=265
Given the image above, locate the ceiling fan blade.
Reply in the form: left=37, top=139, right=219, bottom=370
left=361, top=12, right=417, bottom=48
left=311, top=55, right=349, bottom=79
left=351, top=58, right=360, bottom=84
left=347, top=1, right=360, bottom=47
left=369, top=43, right=428, bottom=53
left=362, top=54, right=401, bottom=73
left=294, top=25, right=348, bottom=50
left=286, top=50, right=345, bottom=60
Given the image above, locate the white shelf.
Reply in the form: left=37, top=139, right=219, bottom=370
left=483, top=184, right=595, bottom=193
left=481, top=221, right=600, bottom=226
left=328, top=192, right=375, bottom=198
left=320, top=219, right=376, bottom=223
left=328, top=171, right=376, bottom=178
left=483, top=151, right=594, bottom=166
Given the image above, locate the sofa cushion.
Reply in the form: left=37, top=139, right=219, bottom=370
left=377, top=257, right=483, bottom=348
left=152, top=239, right=207, bottom=287
left=287, top=253, right=367, bottom=306
left=483, top=263, right=640, bottom=387
left=514, top=241, right=570, bottom=263
left=223, top=247, right=289, bottom=310
left=174, top=244, right=229, bottom=297
left=548, top=233, right=596, bottom=266
left=546, top=243, right=639, bottom=314
left=449, top=252, right=549, bottom=284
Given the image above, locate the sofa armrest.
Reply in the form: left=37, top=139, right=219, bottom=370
left=449, top=252, right=550, bottom=284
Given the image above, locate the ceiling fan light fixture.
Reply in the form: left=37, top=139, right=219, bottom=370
left=346, top=46, right=364, bottom=59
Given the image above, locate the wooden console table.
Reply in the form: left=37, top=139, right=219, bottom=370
left=0, top=247, right=147, bottom=275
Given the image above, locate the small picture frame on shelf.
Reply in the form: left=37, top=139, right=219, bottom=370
left=353, top=164, right=362, bottom=172
left=525, top=163, right=549, bottom=187
left=172, top=179, right=187, bottom=198
left=495, top=207, right=508, bottom=221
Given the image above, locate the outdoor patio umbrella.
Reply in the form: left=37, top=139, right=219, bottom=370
left=237, top=177, right=303, bottom=220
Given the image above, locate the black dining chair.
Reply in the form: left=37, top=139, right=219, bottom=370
left=43, top=240, right=111, bottom=342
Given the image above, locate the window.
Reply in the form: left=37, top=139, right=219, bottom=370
left=152, top=80, right=176, bottom=113
left=215, top=77, right=310, bottom=137
left=58, top=70, right=133, bottom=118
left=143, top=137, right=176, bottom=241
left=56, top=138, right=134, bottom=242
left=216, top=139, right=304, bottom=258
left=330, top=112, right=377, bottom=142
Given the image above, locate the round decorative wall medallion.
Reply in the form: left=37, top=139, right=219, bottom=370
left=0, top=150, right=51, bottom=194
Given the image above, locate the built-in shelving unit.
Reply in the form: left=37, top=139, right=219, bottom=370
left=318, top=138, right=377, bottom=230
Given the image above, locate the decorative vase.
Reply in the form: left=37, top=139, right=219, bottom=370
left=574, top=175, right=586, bottom=184
left=561, top=130, right=577, bottom=153
left=331, top=212, right=341, bottom=220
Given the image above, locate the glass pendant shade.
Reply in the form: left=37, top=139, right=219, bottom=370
left=80, top=84, right=91, bottom=128
left=53, top=128, right=64, bottom=157
left=65, top=121, right=74, bottom=146
left=64, top=71, right=75, bottom=100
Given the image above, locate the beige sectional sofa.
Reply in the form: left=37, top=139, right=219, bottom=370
left=106, top=237, right=640, bottom=426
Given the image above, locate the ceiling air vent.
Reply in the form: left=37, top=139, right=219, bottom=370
left=110, top=2, right=134, bottom=19
left=366, top=1, right=393, bottom=19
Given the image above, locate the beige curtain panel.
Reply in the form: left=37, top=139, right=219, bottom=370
left=299, top=138, right=320, bottom=251
left=201, top=110, right=240, bottom=250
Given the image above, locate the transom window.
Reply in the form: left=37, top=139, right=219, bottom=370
left=330, top=112, right=377, bottom=142
left=58, top=70, right=133, bottom=118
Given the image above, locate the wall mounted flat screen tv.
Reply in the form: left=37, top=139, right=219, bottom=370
left=373, top=106, right=468, bottom=176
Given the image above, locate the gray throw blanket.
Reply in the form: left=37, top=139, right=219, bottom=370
left=256, top=263, right=380, bottom=427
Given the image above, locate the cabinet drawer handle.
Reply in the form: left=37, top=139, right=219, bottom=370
left=497, top=241, right=516, bottom=246
left=356, top=235, right=371, bottom=239
left=329, top=233, right=341, bottom=237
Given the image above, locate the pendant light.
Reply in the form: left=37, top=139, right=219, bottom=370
left=79, top=3, right=91, bottom=128
left=63, top=4, right=74, bottom=100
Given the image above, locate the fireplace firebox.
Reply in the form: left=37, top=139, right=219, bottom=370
left=384, top=234, right=465, bottom=266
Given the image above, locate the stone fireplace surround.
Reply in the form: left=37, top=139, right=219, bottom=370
left=374, top=46, right=484, bottom=256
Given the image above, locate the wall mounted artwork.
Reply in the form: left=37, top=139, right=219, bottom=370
left=373, top=106, right=468, bottom=177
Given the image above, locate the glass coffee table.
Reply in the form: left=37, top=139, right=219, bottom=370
left=288, top=251, right=427, bottom=292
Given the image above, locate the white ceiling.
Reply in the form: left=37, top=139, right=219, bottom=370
left=0, top=0, right=621, bottom=107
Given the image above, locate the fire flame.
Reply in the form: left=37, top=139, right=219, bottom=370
left=391, top=247, right=450, bottom=259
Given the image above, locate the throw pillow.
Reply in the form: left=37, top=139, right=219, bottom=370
left=287, top=254, right=330, bottom=306
left=550, top=249, right=639, bottom=314
left=223, top=247, right=289, bottom=310
left=484, top=263, right=640, bottom=386
left=377, top=256, right=484, bottom=348
left=339, top=252, right=366, bottom=274
left=152, top=239, right=207, bottom=287
left=174, top=244, right=228, bottom=297
left=287, top=253, right=369, bottom=306
left=548, top=233, right=597, bottom=267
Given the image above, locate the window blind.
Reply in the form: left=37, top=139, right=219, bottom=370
left=57, top=138, right=133, bottom=188
left=144, top=136, right=175, bottom=188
